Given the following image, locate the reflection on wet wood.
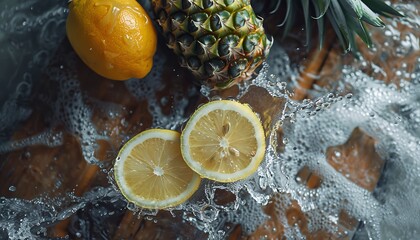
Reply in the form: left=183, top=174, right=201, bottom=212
left=296, top=166, right=323, bottom=190
left=353, top=20, right=420, bottom=85
left=326, top=128, right=384, bottom=192
left=0, top=127, right=87, bottom=199
left=112, top=211, right=143, bottom=240
left=245, top=129, right=384, bottom=239
left=292, top=29, right=338, bottom=101
left=249, top=193, right=359, bottom=240
left=240, top=85, right=286, bottom=132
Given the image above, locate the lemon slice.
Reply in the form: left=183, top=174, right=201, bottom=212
left=114, top=129, right=201, bottom=209
left=181, top=100, right=266, bottom=183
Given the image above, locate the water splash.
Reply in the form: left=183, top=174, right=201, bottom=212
left=0, top=187, right=123, bottom=239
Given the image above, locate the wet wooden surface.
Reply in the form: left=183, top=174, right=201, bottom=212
left=0, top=12, right=408, bottom=239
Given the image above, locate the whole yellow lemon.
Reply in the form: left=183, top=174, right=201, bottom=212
left=66, top=0, right=157, bottom=80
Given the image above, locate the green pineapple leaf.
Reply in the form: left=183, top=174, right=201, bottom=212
left=313, top=0, right=331, bottom=18
left=301, top=0, right=312, bottom=46
left=261, top=0, right=404, bottom=51
left=360, top=1, right=385, bottom=27
left=344, top=0, right=364, bottom=19
left=346, top=13, right=372, bottom=48
left=312, top=0, right=328, bottom=48
left=330, top=0, right=351, bottom=51
left=363, top=0, right=405, bottom=17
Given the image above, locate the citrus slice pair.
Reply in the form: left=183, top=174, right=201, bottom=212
left=114, top=100, right=266, bottom=209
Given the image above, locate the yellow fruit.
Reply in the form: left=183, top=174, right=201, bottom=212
left=181, top=100, right=266, bottom=183
left=114, top=129, right=201, bottom=209
left=66, top=0, right=157, bottom=80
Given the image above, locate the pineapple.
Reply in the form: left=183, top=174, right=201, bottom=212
left=150, top=0, right=403, bottom=89
left=151, top=0, right=272, bottom=89
left=259, top=0, right=404, bottom=51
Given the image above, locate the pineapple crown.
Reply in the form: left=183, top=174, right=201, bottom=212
left=259, top=0, right=404, bottom=51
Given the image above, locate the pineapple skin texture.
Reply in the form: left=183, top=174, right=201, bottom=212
left=152, top=0, right=272, bottom=89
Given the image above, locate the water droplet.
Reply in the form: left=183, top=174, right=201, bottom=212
left=127, top=202, right=137, bottom=211
left=210, top=95, right=222, bottom=101
left=200, top=205, right=219, bottom=222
